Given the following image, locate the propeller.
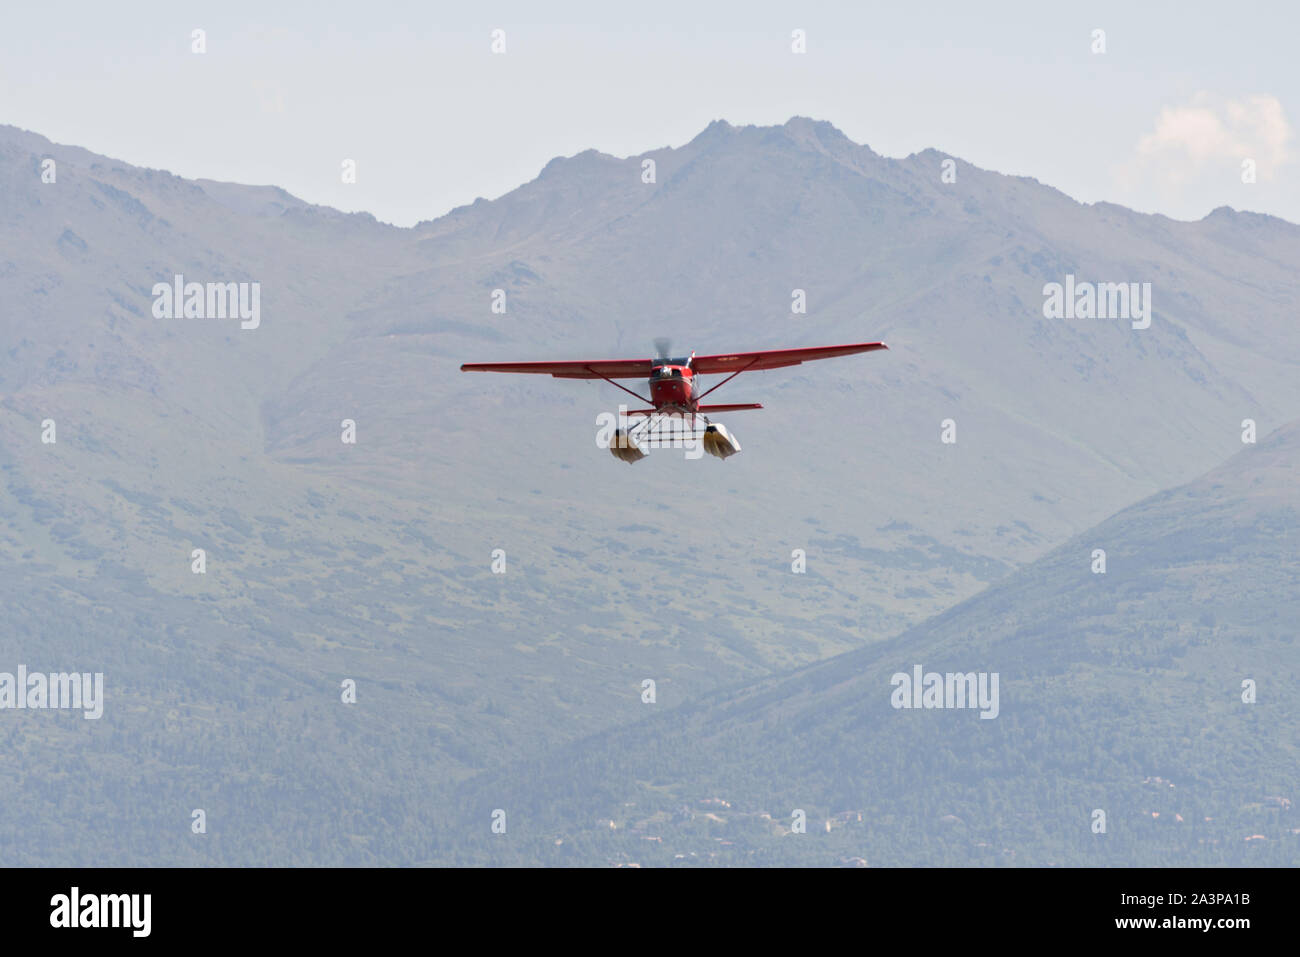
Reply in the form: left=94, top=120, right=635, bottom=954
left=653, top=337, right=672, bottom=362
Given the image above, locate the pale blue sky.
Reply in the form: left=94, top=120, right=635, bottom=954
left=3, top=0, right=1297, bottom=226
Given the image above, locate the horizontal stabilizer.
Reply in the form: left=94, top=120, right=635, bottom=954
left=621, top=403, right=763, bottom=417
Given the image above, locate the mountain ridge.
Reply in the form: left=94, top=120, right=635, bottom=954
left=9, top=119, right=1297, bottom=233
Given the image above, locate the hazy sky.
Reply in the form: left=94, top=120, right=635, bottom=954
left=3, top=0, right=1297, bottom=226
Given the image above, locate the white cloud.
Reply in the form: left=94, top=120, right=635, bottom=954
left=1133, top=92, right=1293, bottom=184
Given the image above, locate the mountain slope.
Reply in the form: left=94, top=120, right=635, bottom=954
left=448, top=421, right=1300, bottom=866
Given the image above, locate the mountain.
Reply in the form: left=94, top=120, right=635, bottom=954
left=0, top=117, right=1297, bottom=863
left=449, top=420, right=1300, bottom=866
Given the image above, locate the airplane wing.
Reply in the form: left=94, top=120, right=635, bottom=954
left=459, top=358, right=651, bottom=379
left=691, top=341, right=887, bottom=375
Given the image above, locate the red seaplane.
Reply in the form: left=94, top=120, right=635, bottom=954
left=461, top=339, right=887, bottom=462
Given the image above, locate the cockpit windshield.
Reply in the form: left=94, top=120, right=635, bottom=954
left=652, top=359, right=691, bottom=379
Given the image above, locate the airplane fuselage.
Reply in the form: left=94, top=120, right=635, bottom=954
left=648, top=364, right=696, bottom=410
